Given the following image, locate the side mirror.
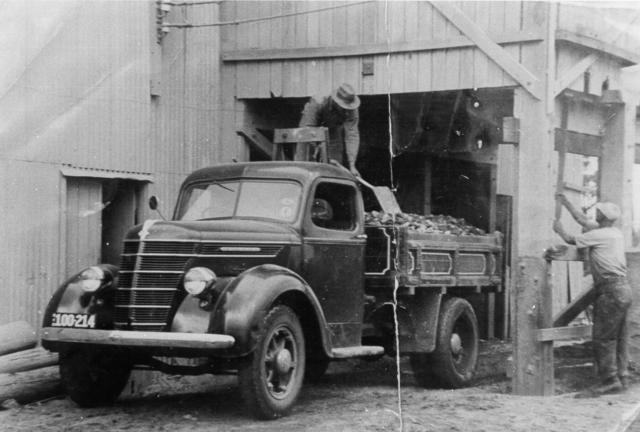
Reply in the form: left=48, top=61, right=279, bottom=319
left=149, top=196, right=159, bottom=210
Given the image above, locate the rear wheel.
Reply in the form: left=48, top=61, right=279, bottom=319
left=238, top=305, right=305, bottom=419
left=60, top=348, right=131, bottom=407
left=411, top=297, right=479, bottom=388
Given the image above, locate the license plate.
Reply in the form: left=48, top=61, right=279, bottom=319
left=51, top=313, right=96, bottom=329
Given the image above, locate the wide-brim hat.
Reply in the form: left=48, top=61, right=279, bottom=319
left=595, top=202, right=621, bottom=222
left=331, top=83, right=360, bottom=110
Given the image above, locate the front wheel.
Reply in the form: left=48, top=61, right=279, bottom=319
left=60, top=348, right=131, bottom=407
left=238, top=305, right=306, bottom=419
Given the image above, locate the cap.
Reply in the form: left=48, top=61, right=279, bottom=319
left=331, top=83, right=360, bottom=110
left=595, top=202, right=621, bottom=222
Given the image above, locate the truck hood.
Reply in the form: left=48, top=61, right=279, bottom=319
left=124, top=218, right=300, bottom=243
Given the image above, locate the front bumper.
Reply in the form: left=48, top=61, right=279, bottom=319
left=42, top=327, right=235, bottom=350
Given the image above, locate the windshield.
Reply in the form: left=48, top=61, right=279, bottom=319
left=178, top=180, right=301, bottom=222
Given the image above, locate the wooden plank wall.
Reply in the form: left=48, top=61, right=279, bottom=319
left=221, top=1, right=546, bottom=98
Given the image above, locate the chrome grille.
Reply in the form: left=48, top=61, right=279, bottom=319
left=115, top=240, right=194, bottom=331
left=114, top=239, right=286, bottom=331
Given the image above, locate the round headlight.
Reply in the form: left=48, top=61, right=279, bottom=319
left=184, top=267, right=217, bottom=296
left=78, top=266, right=105, bottom=293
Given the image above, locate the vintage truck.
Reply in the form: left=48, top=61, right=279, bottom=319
left=41, top=161, right=502, bottom=419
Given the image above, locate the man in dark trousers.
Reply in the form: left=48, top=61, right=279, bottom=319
left=553, top=195, right=632, bottom=396
left=298, top=83, right=361, bottom=177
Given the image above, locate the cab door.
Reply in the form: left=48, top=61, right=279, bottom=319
left=302, top=179, right=366, bottom=348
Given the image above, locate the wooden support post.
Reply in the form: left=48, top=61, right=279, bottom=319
left=513, top=256, right=554, bottom=395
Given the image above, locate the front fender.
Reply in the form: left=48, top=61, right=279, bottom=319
left=209, top=264, right=331, bottom=357
left=41, top=264, right=118, bottom=350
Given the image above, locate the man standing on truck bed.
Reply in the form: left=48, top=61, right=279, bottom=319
left=298, top=83, right=361, bottom=177
left=553, top=195, right=632, bottom=396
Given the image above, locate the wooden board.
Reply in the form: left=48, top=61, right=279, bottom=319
left=536, top=324, right=592, bottom=342
left=551, top=261, right=569, bottom=317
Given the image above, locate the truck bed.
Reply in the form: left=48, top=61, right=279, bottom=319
left=364, top=225, right=503, bottom=290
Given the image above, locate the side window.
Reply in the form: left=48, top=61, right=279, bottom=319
left=311, top=182, right=357, bottom=230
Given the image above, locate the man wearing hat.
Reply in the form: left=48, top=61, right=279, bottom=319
left=554, top=195, right=632, bottom=396
left=298, top=83, right=361, bottom=177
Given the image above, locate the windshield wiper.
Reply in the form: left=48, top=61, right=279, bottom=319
left=211, top=182, right=235, bottom=192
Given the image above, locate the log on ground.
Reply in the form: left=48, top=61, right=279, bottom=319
left=0, top=347, right=58, bottom=374
left=0, top=321, right=37, bottom=356
left=0, top=366, right=61, bottom=404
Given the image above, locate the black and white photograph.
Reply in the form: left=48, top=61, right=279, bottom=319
left=1, top=1, right=640, bottom=430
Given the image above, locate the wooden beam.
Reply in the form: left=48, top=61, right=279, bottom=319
left=273, top=127, right=328, bottom=143
left=536, top=324, right=592, bottom=342
left=222, top=30, right=544, bottom=62
left=554, top=129, right=603, bottom=157
left=556, top=30, right=640, bottom=65
left=544, top=244, right=584, bottom=261
left=431, top=2, right=543, bottom=100
left=554, top=53, right=598, bottom=97
left=553, top=285, right=595, bottom=327
left=236, top=128, right=273, bottom=159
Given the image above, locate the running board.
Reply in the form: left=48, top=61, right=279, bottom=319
left=331, top=345, right=384, bottom=359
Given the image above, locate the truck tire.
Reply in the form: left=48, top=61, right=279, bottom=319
left=238, top=305, right=306, bottom=419
left=60, top=349, right=131, bottom=407
left=430, top=297, right=479, bottom=388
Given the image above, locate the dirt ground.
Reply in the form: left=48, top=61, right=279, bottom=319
left=1, top=341, right=640, bottom=432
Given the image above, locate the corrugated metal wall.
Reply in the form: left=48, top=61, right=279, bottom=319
left=0, top=0, right=223, bottom=327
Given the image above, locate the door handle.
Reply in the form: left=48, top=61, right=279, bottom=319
left=353, top=234, right=367, bottom=240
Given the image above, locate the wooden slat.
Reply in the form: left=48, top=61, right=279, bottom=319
left=222, top=31, right=544, bottom=61
left=554, top=129, right=603, bottom=157
left=431, top=1, right=543, bottom=100
left=536, top=324, right=592, bottom=342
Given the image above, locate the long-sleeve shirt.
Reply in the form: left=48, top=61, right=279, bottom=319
left=298, top=95, right=360, bottom=165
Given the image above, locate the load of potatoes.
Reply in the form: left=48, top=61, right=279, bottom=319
left=364, top=211, right=486, bottom=236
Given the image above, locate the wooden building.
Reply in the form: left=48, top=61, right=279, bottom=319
left=217, top=1, right=640, bottom=393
